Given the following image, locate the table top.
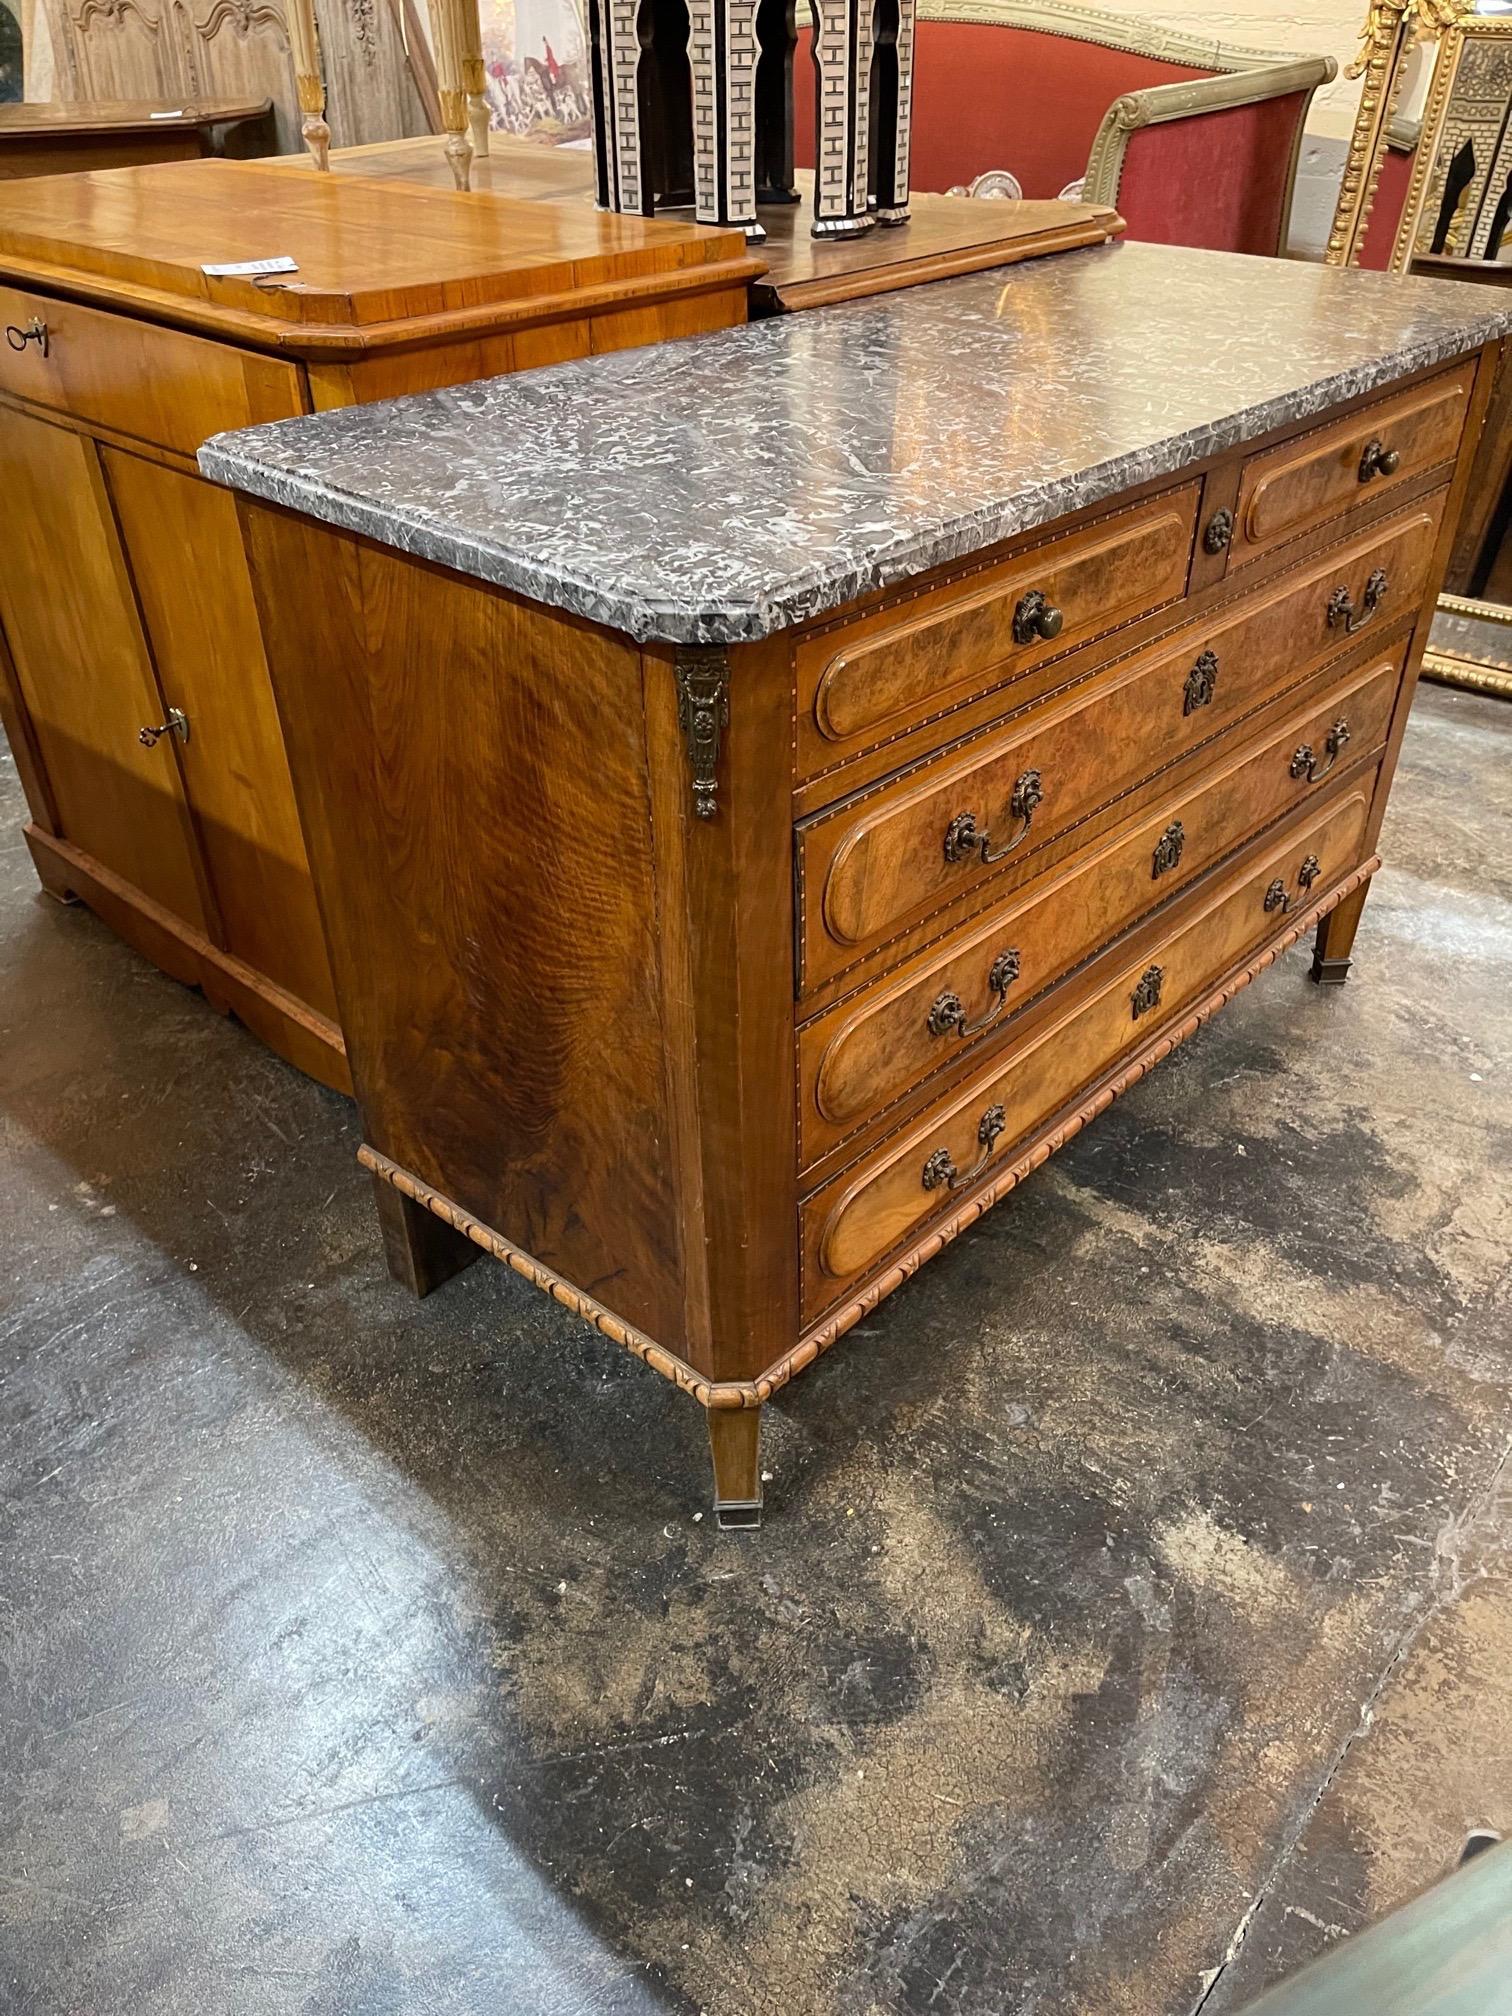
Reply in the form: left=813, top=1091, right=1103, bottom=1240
left=200, top=239, right=1512, bottom=645
left=0, top=99, right=271, bottom=138
left=0, top=156, right=759, bottom=353
left=306, top=133, right=1122, bottom=314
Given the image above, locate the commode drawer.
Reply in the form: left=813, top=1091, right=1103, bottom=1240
left=1229, top=364, right=1472, bottom=566
left=799, top=788, right=1375, bottom=1323
left=0, top=282, right=303, bottom=455
left=796, top=651, right=1400, bottom=1170
left=794, top=483, right=1200, bottom=776
left=796, top=499, right=1441, bottom=991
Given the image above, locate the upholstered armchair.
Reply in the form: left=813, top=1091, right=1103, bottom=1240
left=796, top=0, right=1336, bottom=257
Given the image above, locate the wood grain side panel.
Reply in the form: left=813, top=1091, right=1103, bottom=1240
left=241, top=502, right=687, bottom=1348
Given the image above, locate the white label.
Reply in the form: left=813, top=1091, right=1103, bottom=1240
left=149, top=108, right=186, bottom=119
left=200, top=254, right=299, bottom=278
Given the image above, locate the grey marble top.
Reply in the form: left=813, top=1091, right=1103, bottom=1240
left=199, top=240, right=1512, bottom=645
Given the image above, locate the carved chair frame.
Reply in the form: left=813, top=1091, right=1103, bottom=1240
left=877, top=0, right=1336, bottom=255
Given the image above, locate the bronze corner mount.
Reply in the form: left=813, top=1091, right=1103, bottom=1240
left=674, top=646, right=731, bottom=820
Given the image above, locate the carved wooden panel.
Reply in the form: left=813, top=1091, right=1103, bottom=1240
left=66, top=0, right=185, bottom=99
left=43, top=0, right=431, bottom=151
left=176, top=0, right=297, bottom=144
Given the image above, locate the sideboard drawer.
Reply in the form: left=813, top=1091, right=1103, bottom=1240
left=797, top=498, right=1441, bottom=989
left=796, top=650, right=1401, bottom=1170
left=795, top=483, right=1199, bottom=773
left=1231, top=364, right=1472, bottom=565
left=0, top=283, right=304, bottom=455
left=800, top=787, right=1374, bottom=1319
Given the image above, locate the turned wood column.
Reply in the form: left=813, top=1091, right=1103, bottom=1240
left=284, top=0, right=330, bottom=169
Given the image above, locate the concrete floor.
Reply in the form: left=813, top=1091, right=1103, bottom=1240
left=2, top=683, right=1509, bottom=2016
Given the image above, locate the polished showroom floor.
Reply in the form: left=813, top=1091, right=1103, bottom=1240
left=2, top=681, right=1509, bottom=2016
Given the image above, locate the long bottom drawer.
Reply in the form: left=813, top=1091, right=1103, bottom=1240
left=800, top=785, right=1374, bottom=1320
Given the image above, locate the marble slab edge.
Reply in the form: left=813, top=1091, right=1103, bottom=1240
left=198, top=319, right=1509, bottom=649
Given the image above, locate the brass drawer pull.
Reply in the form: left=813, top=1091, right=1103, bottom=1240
left=1183, top=648, right=1218, bottom=715
left=5, top=316, right=48, bottom=357
left=1327, top=567, right=1388, bottom=635
left=1289, top=717, right=1350, bottom=784
left=1012, top=588, right=1064, bottom=646
left=1131, top=964, right=1164, bottom=1020
left=943, top=768, right=1044, bottom=867
left=1263, top=852, right=1323, bottom=917
left=139, top=706, right=189, bottom=748
left=922, top=1102, right=1007, bottom=1194
left=1358, top=436, right=1401, bottom=483
left=927, top=948, right=1021, bottom=1041
left=1151, top=820, right=1185, bottom=879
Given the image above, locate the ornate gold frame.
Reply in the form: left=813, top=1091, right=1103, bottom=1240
left=1389, top=12, right=1512, bottom=267
left=1421, top=594, right=1512, bottom=696
left=1329, top=7, right=1512, bottom=699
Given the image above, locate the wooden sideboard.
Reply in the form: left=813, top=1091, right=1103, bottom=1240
left=0, top=160, right=759, bottom=1090
left=0, top=98, right=275, bottom=177
left=203, top=242, right=1501, bottom=1520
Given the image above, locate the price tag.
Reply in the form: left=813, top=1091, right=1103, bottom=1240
left=149, top=109, right=186, bottom=119
left=200, top=255, right=299, bottom=278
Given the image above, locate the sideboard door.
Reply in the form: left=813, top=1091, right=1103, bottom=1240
left=0, top=406, right=209, bottom=930
left=101, top=447, right=342, bottom=1024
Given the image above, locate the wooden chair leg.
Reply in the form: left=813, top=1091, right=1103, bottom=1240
left=372, top=1174, right=480, bottom=1298
left=707, top=1405, right=763, bottom=1528
left=1311, top=877, right=1372, bottom=987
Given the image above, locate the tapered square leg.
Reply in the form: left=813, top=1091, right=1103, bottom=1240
left=707, top=1405, right=763, bottom=1529
left=1310, top=877, right=1372, bottom=987
left=372, top=1174, right=480, bottom=1298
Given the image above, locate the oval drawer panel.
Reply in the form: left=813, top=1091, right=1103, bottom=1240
left=798, top=498, right=1441, bottom=989
left=800, top=788, right=1374, bottom=1319
left=1232, top=364, right=1471, bottom=563
left=796, top=483, right=1200, bottom=769
left=797, top=653, right=1400, bottom=1169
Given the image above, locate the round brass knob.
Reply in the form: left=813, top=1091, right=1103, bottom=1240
left=1012, top=588, right=1064, bottom=645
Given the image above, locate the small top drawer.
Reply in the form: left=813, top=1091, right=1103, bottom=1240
left=1230, top=365, right=1472, bottom=565
left=0, top=283, right=304, bottom=457
left=795, top=484, right=1199, bottom=775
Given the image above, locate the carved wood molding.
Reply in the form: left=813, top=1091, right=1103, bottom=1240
left=361, top=855, right=1380, bottom=1417
left=357, top=1145, right=747, bottom=1408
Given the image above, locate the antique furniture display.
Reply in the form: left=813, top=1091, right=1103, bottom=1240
left=588, top=0, right=918, bottom=239
left=200, top=241, right=1507, bottom=1523
left=0, top=97, right=275, bottom=176
left=1329, top=5, right=1512, bottom=696
left=794, top=0, right=1336, bottom=255
left=299, top=132, right=1124, bottom=311
left=32, top=0, right=436, bottom=155
left=0, top=157, right=758, bottom=1093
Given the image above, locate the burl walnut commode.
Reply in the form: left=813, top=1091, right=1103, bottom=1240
left=200, top=242, right=1510, bottom=1525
